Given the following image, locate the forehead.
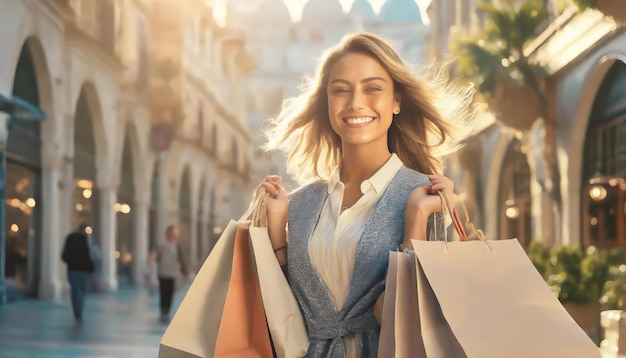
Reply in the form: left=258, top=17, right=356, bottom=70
left=328, top=52, right=391, bottom=83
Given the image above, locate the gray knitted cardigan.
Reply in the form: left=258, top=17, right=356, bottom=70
left=287, top=167, right=432, bottom=358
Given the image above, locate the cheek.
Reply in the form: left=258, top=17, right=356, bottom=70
left=327, top=97, right=343, bottom=119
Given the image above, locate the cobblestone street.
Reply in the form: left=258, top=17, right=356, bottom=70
left=0, top=287, right=186, bottom=357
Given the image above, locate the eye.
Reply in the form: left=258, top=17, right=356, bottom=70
left=366, top=86, right=382, bottom=92
left=331, top=87, right=349, bottom=94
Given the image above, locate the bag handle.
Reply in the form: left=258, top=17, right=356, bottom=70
left=436, top=190, right=500, bottom=258
left=437, top=191, right=468, bottom=242
left=250, top=191, right=268, bottom=228
left=239, top=191, right=267, bottom=223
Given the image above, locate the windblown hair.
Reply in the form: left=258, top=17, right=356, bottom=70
left=264, top=32, right=476, bottom=185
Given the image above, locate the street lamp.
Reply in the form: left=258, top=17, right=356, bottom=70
left=0, top=93, right=46, bottom=305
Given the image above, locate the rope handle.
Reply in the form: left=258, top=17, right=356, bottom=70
left=239, top=191, right=267, bottom=224
left=250, top=191, right=268, bottom=228
left=437, top=191, right=469, bottom=242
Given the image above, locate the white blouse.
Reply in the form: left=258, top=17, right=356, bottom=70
left=307, top=154, right=403, bottom=356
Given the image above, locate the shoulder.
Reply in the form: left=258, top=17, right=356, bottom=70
left=288, top=181, right=326, bottom=202
left=391, top=167, right=431, bottom=190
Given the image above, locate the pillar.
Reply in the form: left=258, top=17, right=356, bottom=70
left=38, top=141, right=64, bottom=299
left=131, top=190, right=149, bottom=286
left=94, top=186, right=118, bottom=291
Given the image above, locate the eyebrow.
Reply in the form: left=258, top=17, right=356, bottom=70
left=329, top=77, right=388, bottom=85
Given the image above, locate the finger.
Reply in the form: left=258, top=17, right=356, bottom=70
left=264, top=175, right=282, bottom=183
left=259, top=182, right=279, bottom=196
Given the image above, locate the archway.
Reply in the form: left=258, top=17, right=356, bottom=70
left=116, top=133, right=135, bottom=286
left=5, top=42, right=43, bottom=300
left=149, top=161, right=160, bottom=253
left=73, top=87, right=100, bottom=256
left=178, top=168, right=192, bottom=265
left=497, top=139, right=532, bottom=247
left=581, top=60, right=626, bottom=248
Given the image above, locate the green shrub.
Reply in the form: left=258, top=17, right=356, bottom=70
left=527, top=242, right=617, bottom=304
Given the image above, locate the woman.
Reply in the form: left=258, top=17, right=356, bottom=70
left=258, top=32, right=474, bottom=357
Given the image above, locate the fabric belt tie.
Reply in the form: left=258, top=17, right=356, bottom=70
left=307, top=313, right=377, bottom=358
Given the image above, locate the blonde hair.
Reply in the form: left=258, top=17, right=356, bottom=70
left=264, top=32, right=475, bottom=185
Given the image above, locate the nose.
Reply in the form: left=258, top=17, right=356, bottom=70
left=347, top=91, right=365, bottom=110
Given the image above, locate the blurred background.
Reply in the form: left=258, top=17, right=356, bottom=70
left=0, top=0, right=624, bottom=356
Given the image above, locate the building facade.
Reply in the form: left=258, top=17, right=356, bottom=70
left=428, top=0, right=626, bottom=248
left=0, top=0, right=253, bottom=302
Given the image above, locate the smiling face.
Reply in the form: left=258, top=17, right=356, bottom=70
left=326, top=52, right=400, bottom=150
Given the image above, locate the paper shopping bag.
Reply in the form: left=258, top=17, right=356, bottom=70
left=159, top=195, right=266, bottom=358
left=248, top=195, right=308, bottom=358
left=378, top=252, right=426, bottom=358
left=213, top=223, right=273, bottom=357
left=249, top=226, right=309, bottom=358
left=158, top=219, right=239, bottom=358
left=412, top=240, right=601, bottom=357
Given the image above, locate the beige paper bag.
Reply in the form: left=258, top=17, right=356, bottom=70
left=248, top=193, right=309, bottom=358
left=378, top=252, right=426, bottom=358
left=249, top=226, right=309, bottom=358
left=159, top=196, right=264, bottom=358
left=412, top=238, right=601, bottom=358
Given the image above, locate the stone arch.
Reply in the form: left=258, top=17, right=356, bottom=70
left=115, top=117, right=144, bottom=193
left=12, top=36, right=54, bottom=129
left=114, top=118, right=144, bottom=286
left=4, top=35, right=54, bottom=299
left=74, top=82, right=108, bottom=178
left=497, top=138, right=533, bottom=247
left=568, top=55, right=626, bottom=245
left=483, top=130, right=514, bottom=240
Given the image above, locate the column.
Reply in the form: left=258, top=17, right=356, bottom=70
left=95, top=186, right=118, bottom=291
left=38, top=159, right=63, bottom=299
left=189, top=209, right=198, bottom=271
left=156, top=152, right=168, bottom=246
left=131, top=191, right=149, bottom=286
left=199, top=213, right=209, bottom=261
left=0, top=113, right=8, bottom=303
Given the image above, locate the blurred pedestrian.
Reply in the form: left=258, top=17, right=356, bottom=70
left=61, top=222, right=96, bottom=325
left=155, top=225, right=187, bottom=323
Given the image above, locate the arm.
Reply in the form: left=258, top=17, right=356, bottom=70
left=259, top=175, right=289, bottom=266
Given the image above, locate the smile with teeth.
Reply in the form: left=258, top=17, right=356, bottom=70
left=344, top=117, right=375, bottom=124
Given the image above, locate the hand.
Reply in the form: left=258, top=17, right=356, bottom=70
left=257, top=175, right=288, bottom=220
left=257, top=176, right=288, bottom=254
left=403, top=175, right=454, bottom=248
left=406, top=175, right=454, bottom=217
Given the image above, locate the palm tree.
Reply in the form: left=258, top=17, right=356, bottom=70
left=450, top=0, right=563, bottom=242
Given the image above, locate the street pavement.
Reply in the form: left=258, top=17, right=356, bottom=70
left=0, top=286, right=186, bottom=358
left=0, top=286, right=615, bottom=358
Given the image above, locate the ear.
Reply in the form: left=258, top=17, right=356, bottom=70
left=393, top=93, right=401, bottom=114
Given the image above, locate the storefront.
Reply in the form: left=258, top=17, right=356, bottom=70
left=582, top=60, right=626, bottom=248
left=116, top=134, right=135, bottom=286
left=5, top=43, right=43, bottom=301
left=498, top=138, right=532, bottom=247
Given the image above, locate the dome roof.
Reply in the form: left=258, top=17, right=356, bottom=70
left=380, top=0, right=422, bottom=24
left=349, top=0, right=376, bottom=21
left=301, top=0, right=344, bottom=21
left=256, top=0, right=291, bottom=22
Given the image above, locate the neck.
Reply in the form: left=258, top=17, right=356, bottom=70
left=340, top=144, right=392, bottom=184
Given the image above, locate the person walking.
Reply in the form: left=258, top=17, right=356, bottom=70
left=61, top=222, right=96, bottom=325
left=155, top=225, right=187, bottom=323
